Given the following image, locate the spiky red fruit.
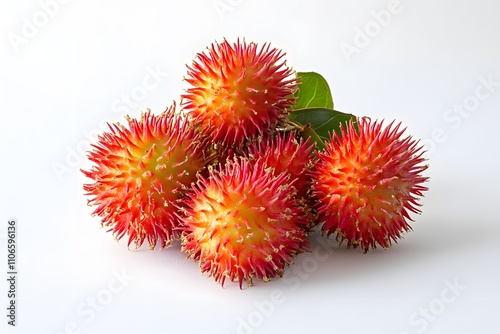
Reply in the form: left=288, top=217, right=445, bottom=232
left=181, top=38, right=297, bottom=145
left=244, top=132, right=318, bottom=229
left=82, top=105, right=209, bottom=249
left=180, top=159, right=309, bottom=288
left=246, top=132, right=315, bottom=200
left=310, top=118, right=429, bottom=252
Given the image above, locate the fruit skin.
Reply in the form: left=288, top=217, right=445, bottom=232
left=245, top=132, right=315, bottom=200
left=81, top=105, right=210, bottom=250
left=181, top=38, right=297, bottom=146
left=244, top=132, right=318, bottom=229
left=310, top=118, right=429, bottom=252
left=180, top=158, right=309, bottom=288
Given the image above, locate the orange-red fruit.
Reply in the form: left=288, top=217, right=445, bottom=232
left=82, top=105, right=209, bottom=250
left=310, top=118, right=429, bottom=252
left=246, top=132, right=315, bottom=200
left=180, top=159, right=309, bottom=288
left=245, top=132, right=317, bottom=229
left=181, top=38, right=297, bottom=145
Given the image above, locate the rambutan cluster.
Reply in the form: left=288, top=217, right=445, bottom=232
left=82, top=38, right=429, bottom=288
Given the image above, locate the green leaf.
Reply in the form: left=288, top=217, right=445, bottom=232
left=300, top=124, right=326, bottom=151
left=293, top=72, right=334, bottom=110
left=287, top=108, right=357, bottom=142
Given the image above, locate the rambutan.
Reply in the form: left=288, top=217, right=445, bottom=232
left=180, top=159, right=309, bottom=288
left=245, top=132, right=315, bottom=200
left=310, top=118, right=429, bottom=252
left=82, top=105, right=210, bottom=249
left=244, top=132, right=317, bottom=229
left=181, top=38, right=297, bottom=145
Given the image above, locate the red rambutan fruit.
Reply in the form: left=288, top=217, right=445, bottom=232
left=244, top=132, right=318, bottom=229
left=310, top=118, right=429, bottom=252
left=246, top=132, right=315, bottom=200
left=180, top=159, right=309, bottom=288
left=82, top=105, right=210, bottom=250
left=181, top=38, right=297, bottom=145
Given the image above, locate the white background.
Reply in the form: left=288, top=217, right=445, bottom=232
left=1, top=0, right=499, bottom=333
